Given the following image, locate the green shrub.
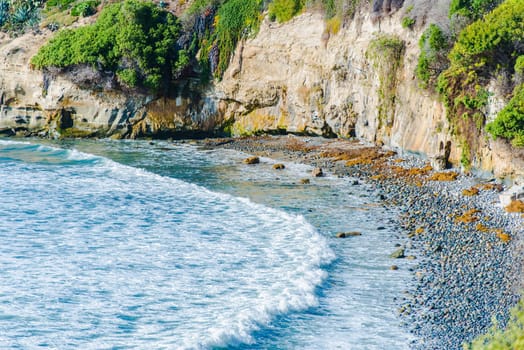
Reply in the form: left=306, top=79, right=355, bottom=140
left=212, top=0, right=262, bottom=78
left=515, top=56, right=524, bottom=76
left=416, top=24, right=449, bottom=88
left=449, top=0, right=503, bottom=20
left=438, top=0, right=524, bottom=145
left=448, top=0, right=524, bottom=69
left=454, top=85, right=489, bottom=110
left=460, top=140, right=471, bottom=168
left=46, top=0, right=76, bottom=10
left=401, top=17, right=415, bottom=29
left=70, top=1, right=99, bottom=17
left=32, top=0, right=185, bottom=92
left=366, top=34, right=405, bottom=128
left=116, top=68, right=138, bottom=87
left=465, top=298, right=524, bottom=349
left=186, top=0, right=217, bottom=15
left=486, top=84, right=524, bottom=146
left=268, top=0, right=304, bottom=23
left=305, top=0, right=361, bottom=20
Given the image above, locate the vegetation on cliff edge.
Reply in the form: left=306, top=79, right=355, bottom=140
left=31, top=0, right=185, bottom=92
left=436, top=0, right=524, bottom=150
left=486, top=84, right=524, bottom=147
left=465, top=298, right=524, bottom=350
left=366, top=34, right=405, bottom=130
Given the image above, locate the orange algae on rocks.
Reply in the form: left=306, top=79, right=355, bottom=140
left=285, top=138, right=316, bottom=153
left=391, top=164, right=433, bottom=178
left=495, top=229, right=511, bottom=243
left=428, top=171, right=459, bottom=181
left=475, top=223, right=490, bottom=232
left=505, top=200, right=524, bottom=213
left=462, top=187, right=480, bottom=196
left=455, top=208, right=481, bottom=223
left=371, top=174, right=386, bottom=181
left=320, top=147, right=394, bottom=167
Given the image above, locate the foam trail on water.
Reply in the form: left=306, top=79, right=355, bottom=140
left=0, top=141, right=334, bottom=349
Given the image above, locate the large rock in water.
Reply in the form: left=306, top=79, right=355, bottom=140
left=390, top=248, right=405, bottom=259
left=312, top=167, right=323, bottom=177
left=336, top=231, right=362, bottom=238
left=243, top=156, right=260, bottom=164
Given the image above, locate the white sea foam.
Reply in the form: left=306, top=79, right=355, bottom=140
left=0, top=142, right=334, bottom=349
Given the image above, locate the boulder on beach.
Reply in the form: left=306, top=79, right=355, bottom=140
left=312, top=167, right=323, bottom=177
left=273, top=163, right=285, bottom=170
left=390, top=247, right=405, bottom=259
left=481, top=183, right=503, bottom=192
left=243, top=156, right=260, bottom=164
left=336, top=231, right=362, bottom=238
left=300, top=178, right=310, bottom=184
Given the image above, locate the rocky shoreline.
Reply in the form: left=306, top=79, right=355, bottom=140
left=198, top=135, right=524, bottom=349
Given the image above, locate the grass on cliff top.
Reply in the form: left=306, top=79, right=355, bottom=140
left=31, top=0, right=186, bottom=93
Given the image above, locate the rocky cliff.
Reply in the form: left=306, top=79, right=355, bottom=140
left=211, top=9, right=523, bottom=178
left=0, top=29, right=220, bottom=139
left=0, top=6, right=523, bottom=179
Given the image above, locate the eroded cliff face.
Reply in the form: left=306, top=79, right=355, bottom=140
left=212, top=10, right=524, bottom=178
left=0, top=30, right=220, bottom=139
left=0, top=9, right=522, bottom=178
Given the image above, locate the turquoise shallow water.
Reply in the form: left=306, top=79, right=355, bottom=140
left=0, top=139, right=414, bottom=349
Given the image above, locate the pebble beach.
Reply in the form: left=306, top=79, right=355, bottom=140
left=201, top=135, right=524, bottom=349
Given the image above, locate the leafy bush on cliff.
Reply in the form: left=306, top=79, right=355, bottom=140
left=416, top=24, right=450, bottom=89
left=187, top=0, right=262, bottom=78
left=213, top=0, right=262, bottom=77
left=46, top=0, right=76, bottom=10
left=449, top=0, right=502, bottom=20
left=184, top=0, right=368, bottom=79
left=70, top=0, right=99, bottom=17
left=32, top=0, right=186, bottom=92
left=437, top=0, right=524, bottom=145
left=268, top=0, right=304, bottom=23
left=465, top=298, right=524, bottom=349
left=306, top=0, right=363, bottom=19
left=366, top=34, right=405, bottom=128
left=486, top=84, right=524, bottom=147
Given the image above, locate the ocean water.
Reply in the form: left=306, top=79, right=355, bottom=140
left=0, top=139, right=415, bottom=349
